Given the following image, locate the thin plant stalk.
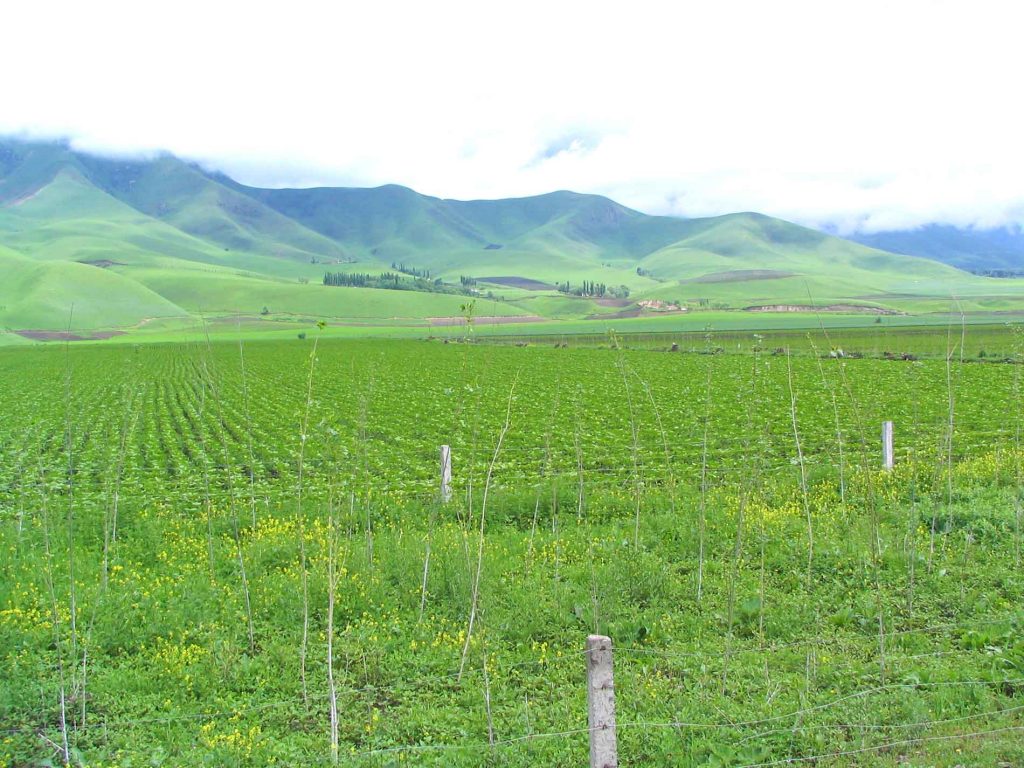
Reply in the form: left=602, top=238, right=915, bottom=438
left=101, top=377, right=140, bottom=590
left=697, top=338, right=713, bottom=603
left=326, top=491, right=340, bottom=765
left=196, top=353, right=216, bottom=585
left=296, top=331, right=321, bottom=705
left=62, top=311, right=79, bottom=666
left=809, top=336, right=846, bottom=507
left=786, top=347, right=813, bottom=581
left=237, top=326, right=259, bottom=528
left=36, top=454, right=71, bottom=765
left=482, top=651, right=495, bottom=753
left=931, top=308, right=960, bottom=566
left=527, top=375, right=560, bottom=572
left=612, top=335, right=644, bottom=549
left=635, top=371, right=677, bottom=517
left=807, top=289, right=879, bottom=555
left=419, top=493, right=439, bottom=622
left=722, top=341, right=764, bottom=693
left=83, top=366, right=142, bottom=727
left=202, top=324, right=256, bottom=654
left=573, top=391, right=586, bottom=523
left=459, top=374, right=517, bottom=680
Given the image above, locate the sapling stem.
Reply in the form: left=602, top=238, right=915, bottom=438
left=786, top=346, right=813, bottom=582
left=37, top=454, right=71, bottom=765
left=722, top=340, right=764, bottom=694
left=296, top=330, right=321, bottom=706
left=459, top=374, right=517, bottom=680
left=419, top=491, right=439, bottom=622
left=635, top=371, right=676, bottom=517
left=809, top=336, right=846, bottom=507
left=203, top=323, right=256, bottom=654
left=326, top=490, right=340, bottom=765
left=612, top=334, right=644, bottom=549
left=697, top=334, right=713, bottom=603
left=237, top=327, right=258, bottom=528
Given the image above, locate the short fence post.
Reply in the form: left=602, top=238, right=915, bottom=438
left=439, top=445, right=452, bottom=503
left=882, top=421, right=894, bottom=470
left=586, top=634, right=617, bottom=768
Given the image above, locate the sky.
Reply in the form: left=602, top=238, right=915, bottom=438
left=1, top=0, right=1022, bottom=234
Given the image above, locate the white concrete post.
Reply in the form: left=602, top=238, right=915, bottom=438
left=439, top=445, right=452, bottom=503
left=586, top=634, right=617, bottom=768
left=882, top=421, right=894, bottom=470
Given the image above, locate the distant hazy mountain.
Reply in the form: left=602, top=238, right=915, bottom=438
left=0, top=137, right=1006, bottom=333
left=850, top=225, right=1024, bottom=273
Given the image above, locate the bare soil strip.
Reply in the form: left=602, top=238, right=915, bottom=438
left=15, top=330, right=127, bottom=341
left=688, top=269, right=795, bottom=283
left=478, top=276, right=556, bottom=291
left=427, top=315, right=546, bottom=326
left=744, top=304, right=901, bottom=314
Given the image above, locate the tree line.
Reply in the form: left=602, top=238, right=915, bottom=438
left=323, top=271, right=477, bottom=296
left=556, top=280, right=630, bottom=298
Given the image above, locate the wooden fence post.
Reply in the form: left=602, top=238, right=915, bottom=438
left=586, top=634, right=617, bottom=768
left=882, top=421, right=894, bottom=470
left=439, top=445, right=452, bottom=503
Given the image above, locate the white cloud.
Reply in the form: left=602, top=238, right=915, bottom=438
left=2, top=0, right=1022, bottom=232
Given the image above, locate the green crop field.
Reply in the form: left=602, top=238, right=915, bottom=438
left=2, top=330, right=1024, bottom=767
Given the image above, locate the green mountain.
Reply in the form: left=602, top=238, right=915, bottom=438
left=1, top=136, right=1021, bottom=339
left=850, top=224, right=1024, bottom=273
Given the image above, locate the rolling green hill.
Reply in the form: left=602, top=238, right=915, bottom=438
left=3, top=136, right=1024, bottom=341
left=0, top=243, right=185, bottom=330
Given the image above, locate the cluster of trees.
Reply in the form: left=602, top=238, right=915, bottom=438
left=556, top=280, right=630, bottom=298
left=323, top=272, right=379, bottom=287
left=460, top=275, right=477, bottom=286
left=322, top=271, right=476, bottom=296
left=390, top=262, right=431, bottom=279
left=972, top=269, right=1024, bottom=278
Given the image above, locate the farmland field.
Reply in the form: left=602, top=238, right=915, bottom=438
left=2, top=332, right=1024, bottom=766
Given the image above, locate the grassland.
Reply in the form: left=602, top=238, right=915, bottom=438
left=2, top=330, right=1024, bottom=766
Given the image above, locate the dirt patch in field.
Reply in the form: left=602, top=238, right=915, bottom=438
left=15, top=330, right=127, bottom=341
left=586, top=303, right=688, bottom=320
left=428, top=315, right=546, bottom=327
left=478, top=276, right=556, bottom=291
left=592, top=298, right=632, bottom=307
left=688, top=269, right=795, bottom=283
left=744, top=304, right=902, bottom=315
left=588, top=308, right=644, bottom=320
left=78, top=259, right=125, bottom=268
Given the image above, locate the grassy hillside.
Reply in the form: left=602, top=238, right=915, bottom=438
left=4, top=136, right=1024, bottom=339
left=0, top=244, right=185, bottom=330
left=224, top=182, right=492, bottom=259
left=233, top=183, right=695, bottom=273
left=630, top=213, right=1018, bottom=311
left=0, top=168, right=328, bottom=279
left=77, top=154, right=352, bottom=263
